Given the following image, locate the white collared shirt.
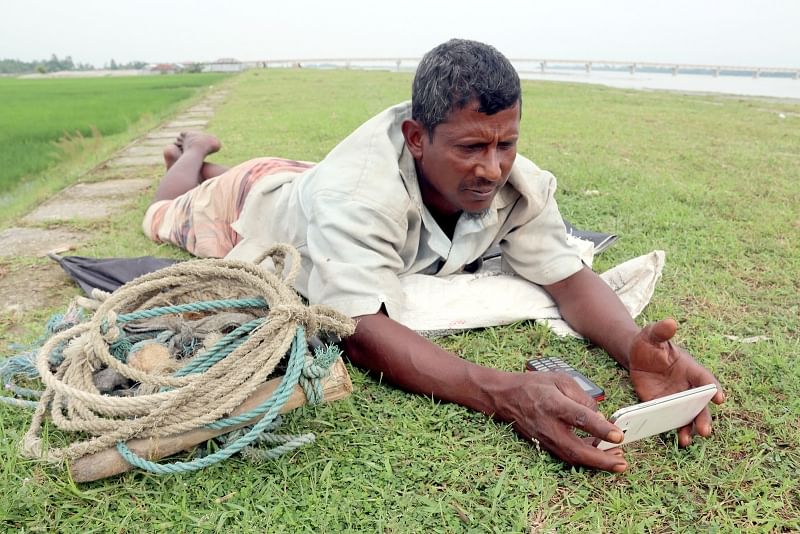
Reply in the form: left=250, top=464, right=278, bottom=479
left=228, top=102, right=582, bottom=318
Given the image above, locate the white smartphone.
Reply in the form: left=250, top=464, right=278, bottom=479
left=595, top=384, right=718, bottom=450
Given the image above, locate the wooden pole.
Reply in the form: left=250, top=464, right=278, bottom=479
left=69, top=359, right=352, bottom=482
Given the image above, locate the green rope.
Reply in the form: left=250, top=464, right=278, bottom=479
left=115, top=298, right=267, bottom=323
left=299, top=343, right=342, bottom=404
left=111, top=297, right=341, bottom=473
left=174, top=319, right=265, bottom=377
left=8, top=256, right=354, bottom=477
left=0, top=396, right=39, bottom=409
left=2, top=298, right=272, bottom=407
left=116, top=325, right=311, bottom=474
left=206, top=343, right=339, bottom=430
left=0, top=306, right=82, bottom=405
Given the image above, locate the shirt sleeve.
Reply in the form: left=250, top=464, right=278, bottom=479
left=305, top=192, right=408, bottom=318
left=500, top=171, right=584, bottom=286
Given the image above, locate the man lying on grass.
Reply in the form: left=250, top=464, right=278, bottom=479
left=143, top=38, right=724, bottom=472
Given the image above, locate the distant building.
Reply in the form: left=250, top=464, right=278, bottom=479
left=150, top=63, right=178, bottom=75
left=204, top=58, right=245, bottom=73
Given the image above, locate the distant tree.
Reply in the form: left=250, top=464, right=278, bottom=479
left=185, top=62, right=204, bottom=74
left=38, top=53, right=80, bottom=72
left=109, top=58, right=118, bottom=70
left=0, top=55, right=92, bottom=74
left=0, top=58, right=39, bottom=73
left=115, top=60, right=147, bottom=70
left=0, top=59, right=23, bottom=73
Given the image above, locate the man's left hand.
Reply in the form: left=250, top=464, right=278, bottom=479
left=628, top=318, right=725, bottom=446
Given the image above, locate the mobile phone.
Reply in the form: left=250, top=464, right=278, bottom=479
left=595, top=384, right=718, bottom=450
left=525, top=357, right=605, bottom=401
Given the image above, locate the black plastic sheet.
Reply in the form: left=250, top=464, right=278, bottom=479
left=48, top=254, right=178, bottom=296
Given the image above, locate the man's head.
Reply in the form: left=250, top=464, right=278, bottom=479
left=403, top=39, right=521, bottom=219
left=411, top=39, right=521, bottom=138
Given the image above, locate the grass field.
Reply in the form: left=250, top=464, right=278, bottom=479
left=0, top=74, right=228, bottom=192
left=1, top=69, right=799, bottom=532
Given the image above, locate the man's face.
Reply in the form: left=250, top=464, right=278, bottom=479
left=405, top=100, right=520, bottom=218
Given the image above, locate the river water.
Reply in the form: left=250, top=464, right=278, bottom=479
left=280, top=59, right=800, bottom=101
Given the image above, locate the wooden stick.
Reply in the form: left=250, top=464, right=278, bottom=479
left=69, top=359, right=352, bottom=482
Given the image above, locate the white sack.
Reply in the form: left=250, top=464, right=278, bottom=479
left=395, top=249, right=666, bottom=338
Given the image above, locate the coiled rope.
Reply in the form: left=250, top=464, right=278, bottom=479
left=18, top=244, right=355, bottom=474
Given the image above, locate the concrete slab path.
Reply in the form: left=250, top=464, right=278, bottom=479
left=22, top=178, right=153, bottom=223
left=0, top=87, right=226, bottom=315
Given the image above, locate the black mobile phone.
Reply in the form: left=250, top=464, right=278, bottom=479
left=525, top=357, right=605, bottom=401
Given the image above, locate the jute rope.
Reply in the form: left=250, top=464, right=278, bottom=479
left=21, top=244, right=355, bottom=465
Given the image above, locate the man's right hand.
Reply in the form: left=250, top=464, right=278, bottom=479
left=342, top=311, right=627, bottom=473
left=494, top=371, right=628, bottom=472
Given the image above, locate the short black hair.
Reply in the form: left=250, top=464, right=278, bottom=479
left=412, top=39, right=521, bottom=137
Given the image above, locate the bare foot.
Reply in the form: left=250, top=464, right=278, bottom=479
left=177, top=132, right=221, bottom=156
left=163, top=143, right=182, bottom=170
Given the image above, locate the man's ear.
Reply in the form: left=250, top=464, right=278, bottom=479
left=401, top=119, right=425, bottom=159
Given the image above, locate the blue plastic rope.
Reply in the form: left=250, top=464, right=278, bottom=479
left=115, top=326, right=309, bottom=474
left=0, top=295, right=341, bottom=474
left=115, top=298, right=268, bottom=323
left=174, top=319, right=265, bottom=377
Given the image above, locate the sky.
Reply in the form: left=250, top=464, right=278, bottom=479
left=2, top=0, right=798, bottom=68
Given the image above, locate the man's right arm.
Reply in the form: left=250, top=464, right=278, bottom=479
left=340, top=310, right=628, bottom=472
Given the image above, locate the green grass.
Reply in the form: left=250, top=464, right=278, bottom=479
left=2, top=70, right=799, bottom=532
left=0, top=74, right=228, bottom=192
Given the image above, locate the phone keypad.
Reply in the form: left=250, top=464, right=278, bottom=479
left=528, top=357, right=571, bottom=372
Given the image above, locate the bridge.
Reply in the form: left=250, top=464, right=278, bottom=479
left=241, top=57, right=800, bottom=80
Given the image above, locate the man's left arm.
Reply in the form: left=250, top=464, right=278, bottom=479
left=543, top=265, right=725, bottom=446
